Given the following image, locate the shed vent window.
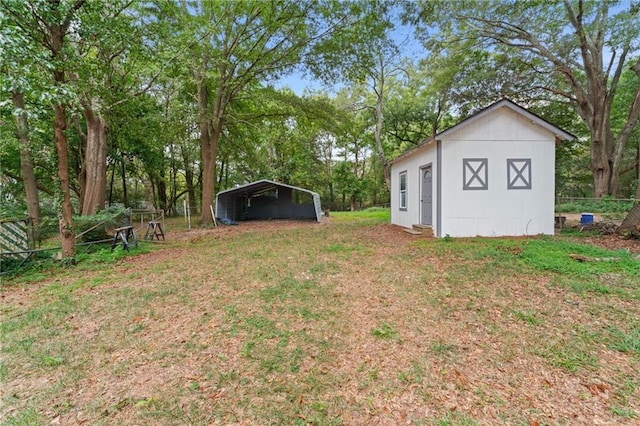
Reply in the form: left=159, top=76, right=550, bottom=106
left=507, top=159, right=532, bottom=189
left=399, top=171, right=407, bottom=210
left=463, top=158, right=488, bottom=190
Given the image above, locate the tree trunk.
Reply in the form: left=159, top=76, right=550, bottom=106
left=636, top=143, right=640, bottom=200
left=157, top=172, right=167, bottom=212
left=610, top=127, right=624, bottom=197
left=198, top=73, right=224, bottom=225
left=613, top=59, right=640, bottom=197
left=186, top=170, right=196, bottom=211
left=200, top=155, right=214, bottom=222
left=222, top=159, right=228, bottom=191
left=51, top=27, right=75, bottom=261
left=169, top=144, right=177, bottom=213
left=328, top=182, right=334, bottom=209
left=11, top=91, right=41, bottom=228
left=183, top=148, right=197, bottom=211
left=54, top=100, right=76, bottom=260
left=81, top=104, right=108, bottom=215
left=590, top=139, right=611, bottom=198
left=150, top=178, right=157, bottom=210
left=197, top=75, right=211, bottom=224
left=108, top=160, right=115, bottom=206
left=200, top=121, right=221, bottom=224
left=217, top=158, right=225, bottom=188
left=121, top=157, right=127, bottom=206
left=372, top=61, right=390, bottom=190
left=73, top=116, right=87, bottom=209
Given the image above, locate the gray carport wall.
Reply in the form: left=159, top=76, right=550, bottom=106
left=215, top=180, right=322, bottom=223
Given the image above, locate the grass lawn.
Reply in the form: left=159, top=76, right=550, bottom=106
left=1, top=209, right=639, bottom=425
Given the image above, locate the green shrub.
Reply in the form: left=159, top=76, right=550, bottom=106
left=74, top=206, right=131, bottom=242
left=556, top=198, right=636, bottom=214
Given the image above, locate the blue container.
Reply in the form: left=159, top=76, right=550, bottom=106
left=580, top=213, right=594, bottom=224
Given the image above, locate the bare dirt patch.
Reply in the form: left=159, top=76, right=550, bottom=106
left=577, top=235, right=640, bottom=255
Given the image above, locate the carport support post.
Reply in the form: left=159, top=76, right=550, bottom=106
left=210, top=205, right=218, bottom=227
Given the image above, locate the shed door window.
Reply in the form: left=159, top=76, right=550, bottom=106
left=399, top=171, right=407, bottom=210
left=463, top=158, right=488, bottom=190
left=507, top=159, right=532, bottom=189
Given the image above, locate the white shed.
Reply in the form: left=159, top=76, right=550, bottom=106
left=389, top=99, right=574, bottom=238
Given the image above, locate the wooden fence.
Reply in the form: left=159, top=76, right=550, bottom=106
left=0, top=218, right=32, bottom=259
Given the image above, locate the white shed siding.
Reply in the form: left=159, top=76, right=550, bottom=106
left=439, top=108, right=555, bottom=237
left=440, top=139, right=555, bottom=237
left=449, top=107, right=553, bottom=142
left=390, top=143, right=437, bottom=229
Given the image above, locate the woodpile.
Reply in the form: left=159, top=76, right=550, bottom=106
left=580, top=220, right=619, bottom=235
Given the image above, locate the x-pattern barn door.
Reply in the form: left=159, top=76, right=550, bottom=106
left=507, top=159, right=532, bottom=189
left=463, top=158, right=488, bottom=190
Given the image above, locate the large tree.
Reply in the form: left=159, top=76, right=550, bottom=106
left=382, top=61, right=456, bottom=151
left=0, top=10, right=43, bottom=226
left=9, top=92, right=41, bottom=227
left=412, top=0, right=640, bottom=197
left=368, top=43, right=403, bottom=190
left=159, top=0, right=390, bottom=224
left=1, top=0, right=91, bottom=261
left=309, top=0, right=397, bottom=190
left=73, top=1, right=161, bottom=215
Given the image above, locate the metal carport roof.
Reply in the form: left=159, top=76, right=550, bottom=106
left=215, top=180, right=322, bottom=223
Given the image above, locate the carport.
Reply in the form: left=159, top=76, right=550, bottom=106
left=215, top=180, right=322, bottom=223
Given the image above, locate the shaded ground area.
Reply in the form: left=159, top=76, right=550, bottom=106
left=557, top=213, right=640, bottom=254
left=578, top=234, right=640, bottom=254
left=1, top=217, right=639, bottom=425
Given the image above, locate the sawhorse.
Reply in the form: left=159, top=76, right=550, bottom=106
left=144, top=221, right=165, bottom=240
left=111, top=226, right=137, bottom=251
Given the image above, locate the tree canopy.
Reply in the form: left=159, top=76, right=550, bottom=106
left=409, top=0, right=640, bottom=197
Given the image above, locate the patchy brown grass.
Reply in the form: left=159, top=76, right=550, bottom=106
left=1, top=214, right=639, bottom=425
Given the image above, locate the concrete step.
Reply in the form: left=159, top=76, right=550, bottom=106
left=403, top=228, right=423, bottom=236
left=412, top=224, right=434, bottom=237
